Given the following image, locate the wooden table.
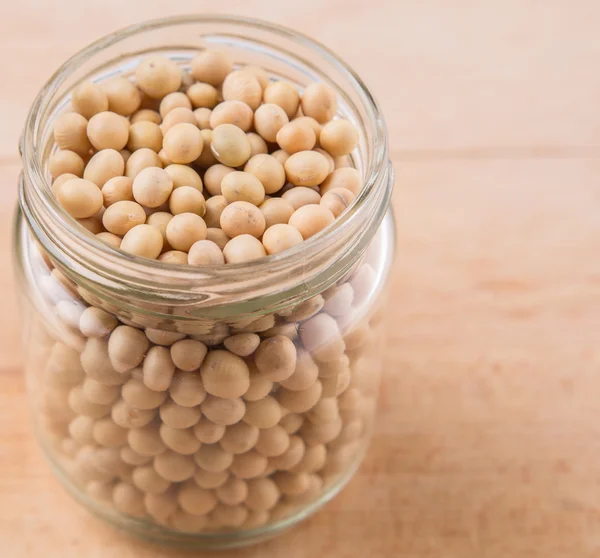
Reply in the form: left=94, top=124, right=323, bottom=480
left=2, top=2, right=600, bottom=556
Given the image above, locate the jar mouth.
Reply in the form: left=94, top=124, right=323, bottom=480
left=20, top=15, right=391, bottom=306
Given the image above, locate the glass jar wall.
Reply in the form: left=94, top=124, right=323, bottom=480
left=15, top=16, right=395, bottom=549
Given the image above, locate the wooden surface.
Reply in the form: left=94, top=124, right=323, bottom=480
left=2, top=2, right=600, bottom=556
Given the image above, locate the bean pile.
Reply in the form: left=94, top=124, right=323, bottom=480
left=50, top=51, right=361, bottom=265
left=34, top=50, right=384, bottom=536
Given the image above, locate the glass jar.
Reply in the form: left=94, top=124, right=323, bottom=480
left=15, top=15, right=395, bottom=549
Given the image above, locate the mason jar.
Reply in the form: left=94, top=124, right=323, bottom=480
left=15, top=15, right=395, bottom=549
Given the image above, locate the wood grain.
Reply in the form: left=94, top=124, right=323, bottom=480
left=2, top=2, right=600, bottom=557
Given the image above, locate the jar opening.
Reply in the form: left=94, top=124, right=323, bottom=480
left=20, top=15, right=392, bottom=311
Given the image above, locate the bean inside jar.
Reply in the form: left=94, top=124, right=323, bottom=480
left=51, top=51, right=360, bottom=266
left=33, top=42, right=387, bottom=542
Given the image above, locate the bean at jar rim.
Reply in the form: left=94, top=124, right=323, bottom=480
left=16, top=15, right=395, bottom=550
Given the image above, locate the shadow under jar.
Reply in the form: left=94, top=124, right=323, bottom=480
left=15, top=15, right=395, bottom=549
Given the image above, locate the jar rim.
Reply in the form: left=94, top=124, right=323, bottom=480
left=20, top=14, right=391, bottom=307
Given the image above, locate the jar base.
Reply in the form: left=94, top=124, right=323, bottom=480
left=37, top=424, right=364, bottom=549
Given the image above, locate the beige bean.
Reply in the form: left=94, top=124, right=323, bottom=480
left=132, top=166, right=173, bottom=208
left=211, top=123, right=251, bottom=167
left=255, top=425, right=290, bottom=457
left=243, top=396, right=281, bottom=429
left=320, top=119, right=359, bottom=157
left=281, top=186, right=321, bottom=209
left=54, top=112, right=91, bottom=156
left=125, top=148, right=162, bottom=179
left=159, top=92, right=192, bottom=118
left=56, top=178, right=103, bottom=219
left=220, top=201, right=266, bottom=239
left=216, top=477, right=248, bottom=506
left=279, top=413, right=304, bottom=435
left=204, top=164, right=234, bottom=196
left=68, top=386, right=110, bottom=418
left=102, top=176, right=133, bottom=206
left=121, top=446, right=153, bottom=466
left=194, top=443, right=234, bottom=472
left=280, top=349, right=319, bottom=391
left=277, top=381, right=322, bottom=414
left=49, top=151, right=84, bottom=179
left=263, top=81, right=299, bottom=119
left=206, top=228, right=230, bottom=250
left=244, top=477, right=280, bottom=511
left=221, top=171, right=265, bottom=206
left=254, top=103, right=288, bottom=143
left=259, top=198, right=294, bottom=229
left=288, top=204, right=335, bottom=239
left=269, top=435, right=305, bottom=471
left=177, top=480, right=218, bottom=515
left=254, top=335, right=297, bottom=382
left=68, top=415, right=95, bottom=445
left=170, top=339, right=207, bottom=372
left=102, top=200, right=146, bottom=236
left=276, top=120, right=316, bottom=154
left=128, top=423, right=166, bottom=456
left=83, top=378, right=120, bottom=405
left=229, top=450, right=268, bottom=479
left=159, top=424, right=201, bottom=455
left=273, top=471, right=310, bottom=496
left=301, top=82, right=337, bottom=123
left=142, top=346, right=175, bottom=392
left=72, top=81, right=109, bottom=119
left=222, top=70, right=262, bottom=110
left=223, top=235, right=267, bottom=264
left=193, top=416, right=226, bottom=444
left=144, top=489, right=178, bottom=521
left=210, top=100, right=254, bottom=131
left=201, top=396, right=246, bottom=426
left=290, top=444, right=327, bottom=474
left=212, top=503, right=248, bottom=528
left=136, top=55, right=181, bottom=99
left=320, top=167, right=361, bottom=196
left=203, top=195, right=228, bottom=228
left=194, top=468, right=229, bottom=489
left=245, top=65, right=270, bottom=89
left=190, top=50, right=233, bottom=86
left=169, top=371, right=207, bottom=407
left=144, top=328, right=185, bottom=346
left=163, top=123, right=204, bottom=165
left=186, top=82, right=218, bottom=109
left=271, top=149, right=290, bottom=166
left=165, top=213, right=207, bottom=252
left=220, top=422, right=259, bottom=455
left=154, top=451, right=196, bottom=482
left=111, top=399, right=156, bottom=429
left=196, top=129, right=218, bottom=167
left=159, top=399, right=202, bottom=429
left=194, top=107, right=212, bottom=129
left=161, top=107, right=197, bottom=133
left=113, top=482, right=145, bottom=517
left=128, top=121, right=163, bottom=152
left=96, top=232, right=122, bottom=248
left=261, top=223, right=303, bottom=255
left=121, top=377, right=168, bottom=411
left=81, top=338, right=128, bottom=386
left=107, top=325, right=149, bottom=374
left=247, top=132, right=268, bottom=157
left=87, top=111, right=129, bottom=151
left=133, top=464, right=171, bottom=494
left=131, top=109, right=161, bottom=125
left=243, top=372, right=273, bottom=402
left=223, top=333, right=260, bottom=357
left=101, top=77, right=141, bottom=116
left=244, top=154, right=286, bottom=195
left=284, top=151, right=330, bottom=187
left=188, top=239, right=224, bottom=266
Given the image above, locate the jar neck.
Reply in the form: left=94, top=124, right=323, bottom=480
left=19, top=15, right=392, bottom=321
